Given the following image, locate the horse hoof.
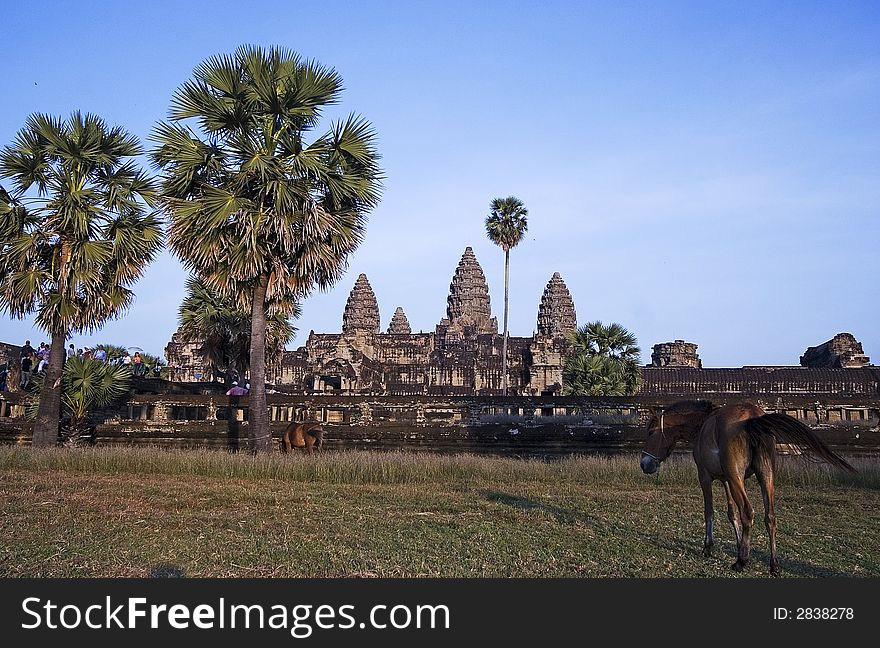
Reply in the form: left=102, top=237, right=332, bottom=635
left=731, top=561, right=745, bottom=572
left=702, top=547, right=712, bottom=558
left=770, top=566, right=780, bottom=577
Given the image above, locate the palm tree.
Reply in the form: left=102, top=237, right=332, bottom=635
left=0, top=113, right=161, bottom=446
left=178, top=276, right=297, bottom=383
left=485, top=196, right=528, bottom=395
left=27, top=356, right=132, bottom=446
left=152, top=45, right=382, bottom=453
left=563, top=321, right=643, bottom=396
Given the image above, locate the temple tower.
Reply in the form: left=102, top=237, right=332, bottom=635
left=439, top=247, right=497, bottom=334
left=651, top=340, right=702, bottom=368
left=800, top=333, right=870, bottom=368
left=536, top=272, right=577, bottom=339
left=387, top=307, right=412, bottom=334
left=342, top=274, right=380, bottom=335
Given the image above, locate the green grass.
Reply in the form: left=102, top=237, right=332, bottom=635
left=0, top=446, right=877, bottom=578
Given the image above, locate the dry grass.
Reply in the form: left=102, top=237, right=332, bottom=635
left=0, top=446, right=877, bottom=578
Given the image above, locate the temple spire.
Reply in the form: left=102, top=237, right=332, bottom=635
left=342, top=274, right=380, bottom=335
left=387, top=307, right=412, bottom=334
left=536, top=272, right=577, bottom=339
left=441, top=247, right=497, bottom=334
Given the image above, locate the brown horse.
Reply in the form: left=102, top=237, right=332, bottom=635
left=280, top=420, right=324, bottom=454
left=640, top=400, right=855, bottom=576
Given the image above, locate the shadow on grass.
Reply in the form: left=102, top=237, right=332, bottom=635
left=226, top=395, right=241, bottom=452
left=150, top=563, right=187, bottom=578
left=483, top=490, right=856, bottom=578
left=483, top=491, right=609, bottom=529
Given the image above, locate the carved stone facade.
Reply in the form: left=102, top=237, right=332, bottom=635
left=164, top=247, right=576, bottom=395
left=800, top=333, right=871, bottom=369
left=651, top=340, right=702, bottom=368
left=271, top=248, right=575, bottom=395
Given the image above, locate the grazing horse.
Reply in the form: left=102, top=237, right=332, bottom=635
left=640, top=400, right=855, bottom=575
left=280, top=420, right=324, bottom=454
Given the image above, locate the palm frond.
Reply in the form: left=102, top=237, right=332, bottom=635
left=486, top=196, right=528, bottom=251
left=563, top=321, right=643, bottom=396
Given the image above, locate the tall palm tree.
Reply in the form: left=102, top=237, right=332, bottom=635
left=0, top=113, right=161, bottom=446
left=178, top=276, right=297, bottom=383
left=152, top=45, right=382, bottom=453
left=563, top=321, right=643, bottom=396
left=485, top=196, right=528, bottom=395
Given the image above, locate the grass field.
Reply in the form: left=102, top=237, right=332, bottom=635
left=0, top=446, right=877, bottom=578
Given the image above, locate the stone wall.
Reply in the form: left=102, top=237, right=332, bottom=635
left=3, top=390, right=878, bottom=455
left=0, top=342, right=21, bottom=390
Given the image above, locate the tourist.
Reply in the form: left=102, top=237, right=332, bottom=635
left=94, top=345, right=107, bottom=362
left=226, top=381, right=248, bottom=396
left=20, top=353, right=32, bottom=390
left=0, top=366, right=8, bottom=392
left=121, top=352, right=131, bottom=366
left=20, top=340, right=35, bottom=360
left=132, top=352, right=145, bottom=376
left=82, top=347, right=93, bottom=360
left=36, top=343, right=49, bottom=373
left=67, top=343, right=76, bottom=360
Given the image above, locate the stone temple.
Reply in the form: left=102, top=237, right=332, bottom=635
left=165, top=247, right=578, bottom=395
left=160, top=248, right=875, bottom=398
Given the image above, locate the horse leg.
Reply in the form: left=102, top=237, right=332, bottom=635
left=698, top=470, right=715, bottom=557
left=754, top=452, right=779, bottom=576
left=726, top=475, right=754, bottom=571
left=723, top=481, right=743, bottom=548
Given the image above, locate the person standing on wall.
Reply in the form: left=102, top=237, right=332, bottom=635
left=132, top=352, right=145, bottom=376
left=19, top=352, right=33, bottom=390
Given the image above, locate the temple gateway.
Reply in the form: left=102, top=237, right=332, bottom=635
left=166, top=246, right=577, bottom=395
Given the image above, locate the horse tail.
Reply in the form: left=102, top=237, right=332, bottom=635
left=745, top=413, right=856, bottom=473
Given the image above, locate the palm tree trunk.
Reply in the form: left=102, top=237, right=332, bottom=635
left=248, top=274, right=271, bottom=454
left=32, top=329, right=66, bottom=447
left=502, top=248, right=510, bottom=396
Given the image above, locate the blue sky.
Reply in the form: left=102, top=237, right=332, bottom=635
left=1, top=0, right=877, bottom=367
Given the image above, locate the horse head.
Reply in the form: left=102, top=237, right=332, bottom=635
left=640, top=401, right=716, bottom=474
